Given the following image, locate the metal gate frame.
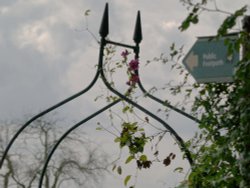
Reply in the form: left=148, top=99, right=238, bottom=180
left=0, top=3, right=199, bottom=188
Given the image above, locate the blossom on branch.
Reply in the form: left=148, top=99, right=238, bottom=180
left=127, top=74, right=139, bottom=86
left=120, top=50, right=140, bottom=88
left=129, top=59, right=139, bottom=71
left=121, top=50, right=129, bottom=58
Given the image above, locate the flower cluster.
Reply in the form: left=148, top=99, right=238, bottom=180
left=121, top=50, right=140, bottom=87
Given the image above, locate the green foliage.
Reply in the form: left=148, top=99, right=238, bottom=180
left=217, top=6, right=247, bottom=36
left=179, top=4, right=200, bottom=31
left=116, top=122, right=148, bottom=155
left=117, top=166, right=122, bottom=175
left=125, top=155, right=135, bottom=164
left=175, top=2, right=250, bottom=187
left=124, top=175, right=132, bottom=186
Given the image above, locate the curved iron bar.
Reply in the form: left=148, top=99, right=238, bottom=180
left=38, top=99, right=121, bottom=188
left=0, top=53, right=101, bottom=170
left=99, top=38, right=194, bottom=166
left=136, top=76, right=200, bottom=123
left=131, top=12, right=200, bottom=124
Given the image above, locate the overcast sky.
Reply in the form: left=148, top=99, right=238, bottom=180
left=0, top=0, right=249, bottom=188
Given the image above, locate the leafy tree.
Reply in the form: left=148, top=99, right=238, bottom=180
left=0, top=115, right=108, bottom=188
left=171, top=1, right=250, bottom=187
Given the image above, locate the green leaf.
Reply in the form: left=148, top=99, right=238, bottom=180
left=163, top=156, right=171, bottom=166
left=191, top=15, right=198, bottom=24
left=112, top=164, right=116, bottom=171
left=114, top=137, right=121, bottom=143
left=174, top=167, right=184, bottom=173
left=122, top=106, right=130, bottom=113
left=125, top=156, right=134, bottom=164
left=138, top=128, right=145, bottom=132
left=84, top=9, right=91, bottom=16
left=124, top=175, right=131, bottom=186
left=117, top=166, right=122, bottom=175
left=217, top=6, right=247, bottom=36
left=154, top=150, right=159, bottom=156
left=139, top=155, right=147, bottom=162
left=96, top=127, right=102, bottom=131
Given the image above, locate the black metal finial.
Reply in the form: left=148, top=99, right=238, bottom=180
left=99, top=3, right=109, bottom=38
left=133, top=11, right=142, bottom=44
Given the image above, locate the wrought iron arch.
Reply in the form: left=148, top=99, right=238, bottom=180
left=1, top=3, right=200, bottom=188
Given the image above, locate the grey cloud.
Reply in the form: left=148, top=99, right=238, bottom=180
left=0, top=0, right=100, bottom=119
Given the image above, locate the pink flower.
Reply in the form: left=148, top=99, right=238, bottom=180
left=129, top=59, right=139, bottom=70
left=121, top=50, right=129, bottom=58
left=127, top=74, right=139, bottom=86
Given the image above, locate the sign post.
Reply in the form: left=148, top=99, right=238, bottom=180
left=183, top=34, right=240, bottom=83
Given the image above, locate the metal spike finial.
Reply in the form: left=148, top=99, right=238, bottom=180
left=133, top=11, right=142, bottom=44
left=99, top=3, right=109, bottom=38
